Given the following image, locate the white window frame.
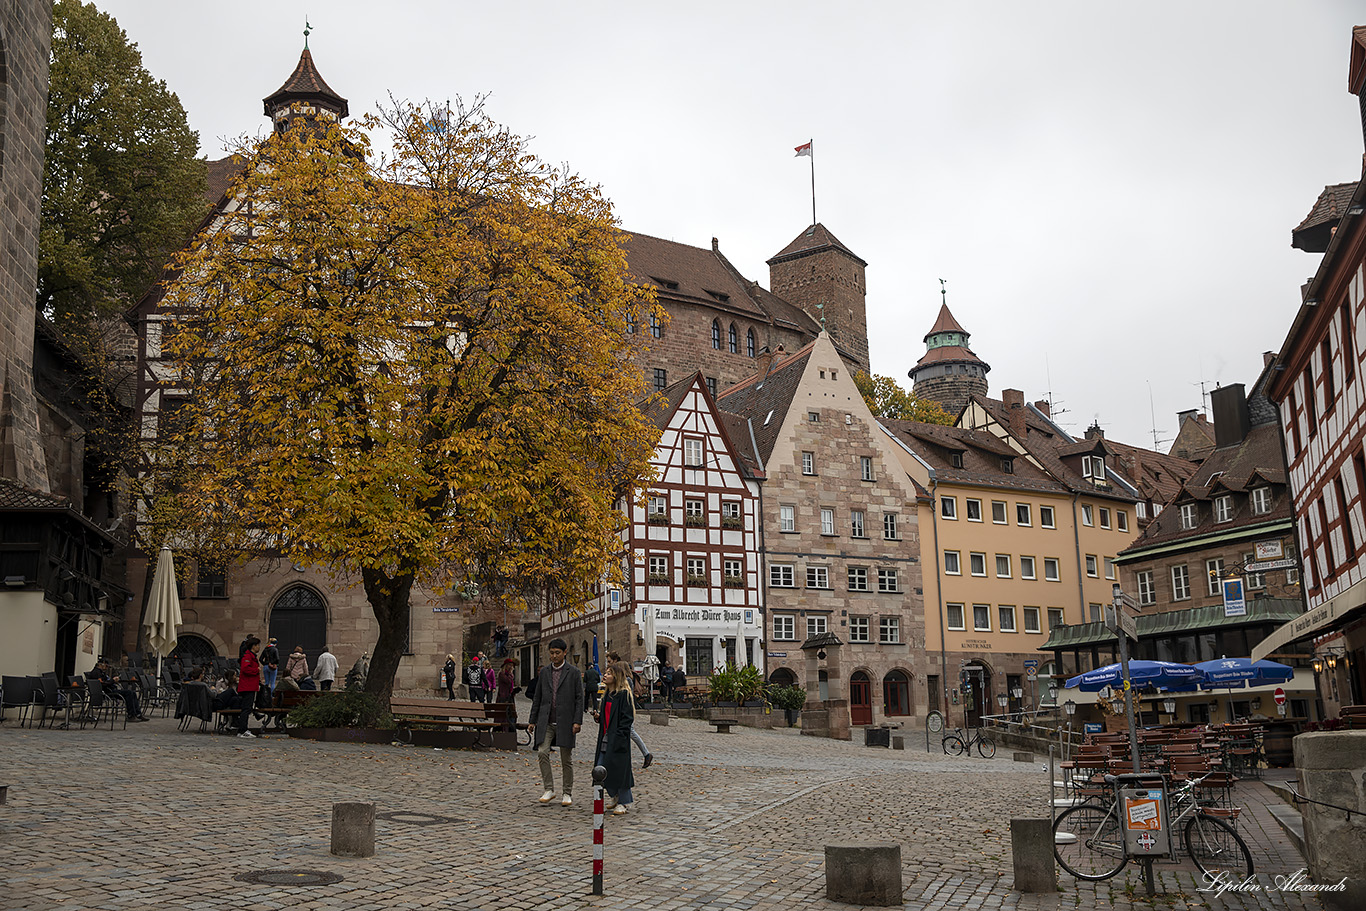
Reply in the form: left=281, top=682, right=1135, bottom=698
left=721, top=500, right=741, bottom=520
left=1023, top=606, right=1042, bottom=634
left=947, top=603, right=965, bottom=630
left=1016, top=503, right=1032, bottom=527
left=849, top=616, right=870, bottom=642
left=1117, top=510, right=1129, bottom=532
left=684, top=437, right=704, bottom=467
left=685, top=498, right=705, bottom=518
left=773, top=615, right=795, bottom=640
left=940, top=496, right=957, bottom=519
left=1040, top=505, right=1056, bottom=529
left=780, top=505, right=796, bottom=532
left=770, top=563, right=795, bottom=587
left=944, top=551, right=961, bottom=575
left=1020, top=556, right=1036, bottom=580
left=807, top=564, right=829, bottom=589
left=648, top=494, right=667, bottom=516
left=973, top=603, right=991, bottom=632
left=998, top=605, right=1017, bottom=632
left=802, top=451, right=815, bottom=475
left=1099, top=507, right=1111, bottom=529
left=966, top=498, right=983, bottom=522
left=992, top=501, right=1008, bottom=524
left=860, top=456, right=874, bottom=481
left=1047, top=607, right=1065, bottom=630
left=1082, top=504, right=1094, bottom=526
left=1214, top=495, right=1233, bottom=523
left=686, top=556, right=707, bottom=578
left=970, top=552, right=987, bottom=577
left=1085, top=554, right=1098, bottom=577
left=1206, top=558, right=1223, bottom=596
left=820, top=508, right=835, bottom=536
left=1137, top=570, right=1155, bottom=606
left=877, top=568, right=899, bottom=592
left=1250, top=487, right=1272, bottom=516
left=806, top=616, right=827, bottom=638
left=848, top=566, right=869, bottom=592
left=851, top=509, right=866, bottom=538
left=1104, top=557, right=1116, bottom=581
left=1179, top=503, right=1197, bottom=530
left=723, top=558, right=743, bottom=582
left=1171, top=564, right=1190, bottom=601
left=879, top=617, right=901, bottom=644
left=1244, top=552, right=1265, bottom=590
left=996, top=554, right=1012, bottom=578
left=649, top=555, right=669, bottom=577
left=1044, top=558, right=1060, bottom=582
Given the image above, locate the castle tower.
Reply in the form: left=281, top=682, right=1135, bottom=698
left=908, top=301, right=990, bottom=416
left=262, top=46, right=349, bottom=133
left=766, top=224, right=869, bottom=371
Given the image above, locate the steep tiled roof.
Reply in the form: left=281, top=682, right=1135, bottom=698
left=716, top=342, right=816, bottom=464
left=640, top=373, right=699, bottom=432
left=883, top=419, right=1069, bottom=495
left=718, top=412, right=764, bottom=479
left=263, top=49, right=349, bottom=117
left=623, top=233, right=773, bottom=321
left=926, top=303, right=967, bottom=338
left=913, top=344, right=989, bottom=368
left=766, top=223, right=867, bottom=267
left=1106, top=438, right=1199, bottom=505
left=0, top=477, right=71, bottom=510
left=1292, top=181, right=1357, bottom=253
left=205, top=155, right=247, bottom=205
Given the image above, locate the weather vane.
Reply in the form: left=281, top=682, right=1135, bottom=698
left=303, top=17, right=312, bottom=50
left=940, top=278, right=947, bottom=305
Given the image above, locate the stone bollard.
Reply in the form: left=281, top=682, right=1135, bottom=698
left=650, top=712, right=669, bottom=726
left=331, top=801, right=376, bottom=857
left=824, top=843, right=902, bottom=906
left=1293, top=730, right=1366, bottom=910
left=891, top=735, right=904, bottom=750
left=1010, top=818, right=1056, bottom=892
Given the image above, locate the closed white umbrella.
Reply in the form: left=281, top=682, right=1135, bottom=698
left=144, top=545, right=184, bottom=682
left=737, top=614, right=748, bottom=667
left=642, top=604, right=657, bottom=699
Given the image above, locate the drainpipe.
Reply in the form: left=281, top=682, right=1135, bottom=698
left=748, top=418, right=769, bottom=682
left=1070, top=492, right=1086, bottom=624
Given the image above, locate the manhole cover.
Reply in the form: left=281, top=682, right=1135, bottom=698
left=234, top=870, right=344, bottom=886
left=376, top=810, right=461, bottom=826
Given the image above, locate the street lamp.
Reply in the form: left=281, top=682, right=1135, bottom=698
left=1048, top=684, right=1058, bottom=705
left=1064, top=699, right=1077, bottom=717
left=1163, top=697, right=1176, bottom=715
left=997, top=693, right=1008, bottom=710
left=1011, top=686, right=1023, bottom=700
left=1312, top=656, right=1324, bottom=674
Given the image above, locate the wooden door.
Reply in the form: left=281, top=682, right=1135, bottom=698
left=850, top=672, right=873, bottom=725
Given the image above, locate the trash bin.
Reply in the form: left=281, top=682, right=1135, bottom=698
left=864, top=726, right=891, bottom=748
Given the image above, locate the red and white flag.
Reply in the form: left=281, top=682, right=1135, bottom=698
left=794, top=140, right=813, bottom=157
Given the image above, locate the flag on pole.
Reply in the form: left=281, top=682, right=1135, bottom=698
left=794, top=140, right=813, bottom=157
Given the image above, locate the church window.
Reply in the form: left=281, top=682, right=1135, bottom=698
left=747, top=329, right=756, bottom=357
left=729, top=324, right=738, bottom=353
left=711, top=320, right=721, bottom=349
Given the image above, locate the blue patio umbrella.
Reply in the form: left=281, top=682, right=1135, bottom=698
left=592, top=634, right=599, bottom=673
left=1194, top=657, right=1294, bottom=690
left=1065, top=659, right=1204, bottom=693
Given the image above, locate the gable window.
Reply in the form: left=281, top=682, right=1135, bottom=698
left=1179, top=503, right=1197, bottom=529
left=884, top=513, right=899, bottom=540
left=879, top=617, right=901, bottom=643
left=728, top=324, right=738, bottom=353
left=996, top=554, right=1011, bottom=578
left=970, top=552, right=987, bottom=577
left=1016, top=503, right=1031, bottom=526
left=780, top=505, right=796, bottom=532
left=940, top=496, right=957, bottom=519
left=1020, top=555, right=1036, bottom=579
left=860, top=456, right=874, bottom=481
left=950, top=452, right=964, bottom=468
left=711, top=319, right=721, bottom=349
left=820, top=508, right=835, bottom=536
left=770, top=564, right=795, bottom=587
left=947, top=603, right=966, bottom=630
left=807, top=565, right=829, bottom=589
left=685, top=498, right=706, bottom=526
left=807, top=411, right=820, bottom=423
left=1099, top=507, right=1111, bottom=529
left=1137, top=501, right=1148, bottom=519
left=1214, top=495, right=1233, bottom=523
left=973, top=604, right=991, bottom=631
left=1322, top=336, right=1337, bottom=411
left=1250, top=487, right=1272, bottom=515
left=848, top=567, right=869, bottom=591
left=773, top=615, right=795, bottom=640
left=944, top=551, right=961, bottom=575
left=1343, top=300, right=1357, bottom=384
left=1001, top=458, right=1014, bottom=474
left=877, top=568, right=899, bottom=592
left=1171, top=564, right=1191, bottom=601
left=653, top=368, right=668, bottom=391
left=1137, top=570, right=1155, bottom=605
left=966, top=498, right=982, bottom=521
left=849, top=616, right=870, bottom=643
left=992, top=501, right=1008, bottom=524
left=1083, top=455, right=1106, bottom=479
left=1081, top=504, right=1094, bottom=526
left=802, top=451, right=815, bottom=475
left=1040, top=505, right=1056, bottom=528
left=1023, top=606, right=1041, bottom=633
left=1117, top=510, right=1129, bottom=532
left=684, top=438, right=704, bottom=466
left=1044, top=557, right=1060, bottom=581
left=1304, top=366, right=1318, bottom=437
left=746, top=329, right=755, bottom=357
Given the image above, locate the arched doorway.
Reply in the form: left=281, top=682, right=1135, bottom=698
left=769, top=667, right=797, bottom=688
left=268, top=586, right=327, bottom=668
left=174, top=633, right=217, bottom=665
left=883, top=670, right=911, bottom=716
left=850, top=671, right=873, bottom=725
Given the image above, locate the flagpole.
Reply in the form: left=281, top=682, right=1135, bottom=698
left=809, top=139, right=817, bottom=227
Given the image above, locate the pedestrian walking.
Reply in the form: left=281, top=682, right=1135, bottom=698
left=442, top=653, right=457, bottom=700
left=584, top=662, right=600, bottom=712
left=483, top=661, right=496, bottom=704
left=285, top=645, right=309, bottom=682
left=496, top=657, right=519, bottom=730
left=606, top=651, right=654, bottom=768
left=527, top=638, right=584, bottom=806
left=671, top=665, right=686, bottom=698
left=314, top=646, right=338, bottom=691
left=465, top=655, right=485, bottom=702
left=595, top=662, right=637, bottom=815
left=236, top=636, right=262, bottom=738
left=259, top=638, right=280, bottom=693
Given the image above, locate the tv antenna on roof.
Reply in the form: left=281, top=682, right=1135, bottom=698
left=1147, top=382, right=1171, bottom=450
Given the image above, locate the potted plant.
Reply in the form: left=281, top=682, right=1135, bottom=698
left=770, top=685, right=807, bottom=726
left=733, top=663, right=767, bottom=706
left=286, top=689, right=394, bottom=742
left=685, top=573, right=708, bottom=588
left=684, top=513, right=707, bottom=528
left=647, top=512, right=670, bottom=526
left=707, top=663, right=739, bottom=706
left=647, top=572, right=670, bottom=586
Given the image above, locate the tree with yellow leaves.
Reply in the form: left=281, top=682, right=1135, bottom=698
left=853, top=371, right=954, bottom=424
left=152, top=100, right=660, bottom=703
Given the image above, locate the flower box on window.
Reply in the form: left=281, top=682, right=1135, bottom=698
left=685, top=573, right=708, bottom=588
left=647, top=573, right=670, bottom=586
left=684, top=514, right=707, bottom=528
left=720, top=515, right=743, bottom=529
left=723, top=576, right=744, bottom=589
left=647, top=513, right=670, bottom=526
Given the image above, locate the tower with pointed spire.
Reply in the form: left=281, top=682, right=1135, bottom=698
left=908, top=292, right=990, bottom=416
left=262, top=45, right=349, bottom=133
left=766, top=224, right=869, bottom=371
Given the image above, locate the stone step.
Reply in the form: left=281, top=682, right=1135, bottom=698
left=1267, top=802, right=1306, bottom=860
left=1265, top=779, right=1298, bottom=807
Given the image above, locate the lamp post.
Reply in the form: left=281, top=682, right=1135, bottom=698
left=996, top=692, right=1008, bottom=722
left=1163, top=697, right=1176, bottom=721
left=1011, top=685, right=1023, bottom=722
left=1062, top=698, right=1077, bottom=761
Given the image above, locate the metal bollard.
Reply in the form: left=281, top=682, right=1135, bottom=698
left=592, top=764, right=606, bottom=895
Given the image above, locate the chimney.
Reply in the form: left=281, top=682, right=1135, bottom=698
left=1002, top=388, right=1026, bottom=441
left=755, top=345, right=784, bottom=383
left=712, top=237, right=720, bottom=252
left=1211, top=383, right=1251, bottom=448
left=1084, top=421, right=1104, bottom=441
left=1034, top=399, right=1051, bottom=418
left=1177, top=409, right=1197, bottom=425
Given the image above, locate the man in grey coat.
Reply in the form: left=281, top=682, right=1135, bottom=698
left=528, top=638, right=584, bottom=806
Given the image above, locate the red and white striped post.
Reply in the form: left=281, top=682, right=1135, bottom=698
left=592, top=764, right=606, bottom=895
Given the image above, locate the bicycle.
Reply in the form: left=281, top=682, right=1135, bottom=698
left=1053, top=770, right=1253, bottom=881
left=941, top=725, right=996, bottom=758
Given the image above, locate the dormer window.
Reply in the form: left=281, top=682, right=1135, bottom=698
left=1214, top=495, right=1233, bottom=523
left=1001, top=458, right=1014, bottom=474
left=1250, top=487, right=1272, bottom=515
left=1082, top=455, right=1105, bottom=479
left=1179, top=503, right=1197, bottom=529
left=950, top=452, right=964, bottom=469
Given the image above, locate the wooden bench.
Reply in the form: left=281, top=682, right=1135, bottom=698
left=215, top=688, right=324, bottom=734
left=710, top=718, right=738, bottom=734
left=389, top=699, right=527, bottom=749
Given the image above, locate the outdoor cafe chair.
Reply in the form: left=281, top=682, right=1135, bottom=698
left=82, top=680, right=126, bottom=731
left=1, top=675, right=37, bottom=727
left=35, top=676, right=72, bottom=730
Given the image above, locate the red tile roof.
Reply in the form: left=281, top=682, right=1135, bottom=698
left=716, top=341, right=816, bottom=464
left=1292, top=181, right=1357, bottom=253
left=766, top=223, right=866, bottom=267
left=262, top=48, right=349, bottom=117
left=883, top=419, right=1069, bottom=495
left=913, top=344, right=989, bottom=368
left=926, top=303, right=967, bottom=338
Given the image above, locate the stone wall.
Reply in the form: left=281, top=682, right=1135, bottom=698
left=912, top=373, right=987, bottom=417
left=768, top=247, right=868, bottom=371
left=0, top=0, right=53, bottom=491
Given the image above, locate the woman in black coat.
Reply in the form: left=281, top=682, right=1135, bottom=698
left=442, top=654, right=457, bottom=700
left=595, top=662, right=636, bottom=815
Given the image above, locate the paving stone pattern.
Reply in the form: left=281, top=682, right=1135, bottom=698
left=0, top=705, right=1324, bottom=910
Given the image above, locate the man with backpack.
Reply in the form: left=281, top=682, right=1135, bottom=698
left=465, top=655, right=485, bottom=701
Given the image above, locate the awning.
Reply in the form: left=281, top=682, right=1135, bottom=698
left=1251, top=579, right=1366, bottom=661
left=1041, top=599, right=1303, bottom=651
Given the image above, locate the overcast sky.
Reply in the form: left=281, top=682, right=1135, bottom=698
left=94, top=1, right=1365, bottom=449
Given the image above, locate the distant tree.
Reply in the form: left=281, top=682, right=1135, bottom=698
left=854, top=372, right=954, bottom=424
left=40, top=0, right=205, bottom=325
left=150, top=100, right=661, bottom=705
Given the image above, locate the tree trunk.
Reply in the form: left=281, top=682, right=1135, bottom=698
left=361, top=566, right=415, bottom=706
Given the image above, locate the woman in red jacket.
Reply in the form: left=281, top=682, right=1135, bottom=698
left=236, top=635, right=262, bottom=738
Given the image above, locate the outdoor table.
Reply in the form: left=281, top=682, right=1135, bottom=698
left=175, top=682, right=212, bottom=732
